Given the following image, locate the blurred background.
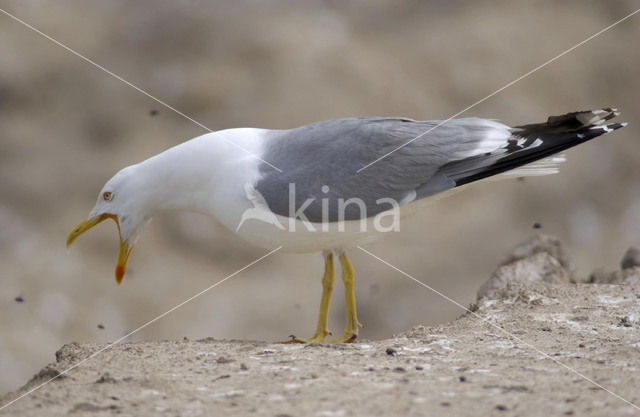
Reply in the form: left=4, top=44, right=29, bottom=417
left=1, top=0, right=639, bottom=393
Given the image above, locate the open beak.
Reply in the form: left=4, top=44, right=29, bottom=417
left=66, top=213, right=134, bottom=284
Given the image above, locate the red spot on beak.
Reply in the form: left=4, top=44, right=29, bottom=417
left=115, top=265, right=125, bottom=284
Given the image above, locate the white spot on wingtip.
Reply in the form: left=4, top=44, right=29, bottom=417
left=590, top=125, right=612, bottom=133
left=530, top=138, right=543, bottom=147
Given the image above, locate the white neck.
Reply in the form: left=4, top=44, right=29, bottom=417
left=135, top=128, right=266, bottom=219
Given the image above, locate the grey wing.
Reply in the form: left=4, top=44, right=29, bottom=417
left=255, top=117, right=511, bottom=222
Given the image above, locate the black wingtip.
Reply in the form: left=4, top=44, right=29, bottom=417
left=450, top=108, right=626, bottom=188
left=545, top=108, right=622, bottom=129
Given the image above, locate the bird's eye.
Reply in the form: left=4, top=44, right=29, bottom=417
left=103, top=192, right=113, bottom=201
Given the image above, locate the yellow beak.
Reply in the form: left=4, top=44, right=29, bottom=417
left=66, top=213, right=133, bottom=284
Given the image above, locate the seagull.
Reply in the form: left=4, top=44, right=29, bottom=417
left=67, top=108, right=626, bottom=343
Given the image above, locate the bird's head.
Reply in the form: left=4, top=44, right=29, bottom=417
left=66, top=165, right=151, bottom=284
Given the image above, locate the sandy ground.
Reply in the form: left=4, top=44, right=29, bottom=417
left=2, top=238, right=639, bottom=416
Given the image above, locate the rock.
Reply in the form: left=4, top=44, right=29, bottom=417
left=620, top=267, right=640, bottom=285
left=478, top=252, right=570, bottom=299
left=55, top=342, right=83, bottom=365
left=588, top=266, right=640, bottom=285
left=477, top=233, right=575, bottom=300
left=588, top=267, right=619, bottom=284
left=499, top=234, right=573, bottom=273
left=23, top=365, right=65, bottom=390
left=621, top=247, right=640, bottom=270
left=587, top=247, right=640, bottom=285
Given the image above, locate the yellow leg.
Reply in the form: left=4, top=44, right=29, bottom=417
left=307, top=251, right=335, bottom=342
left=278, top=252, right=335, bottom=344
left=330, top=252, right=363, bottom=343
